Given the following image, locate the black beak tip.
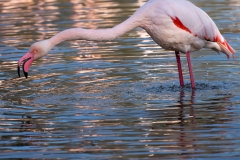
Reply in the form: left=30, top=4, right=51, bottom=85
left=19, top=57, right=31, bottom=79
left=18, top=66, right=21, bottom=78
left=24, top=71, right=28, bottom=79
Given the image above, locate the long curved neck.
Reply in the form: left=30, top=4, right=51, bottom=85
left=48, top=8, right=146, bottom=48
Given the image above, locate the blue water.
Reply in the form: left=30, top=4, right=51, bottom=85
left=0, top=0, right=240, bottom=159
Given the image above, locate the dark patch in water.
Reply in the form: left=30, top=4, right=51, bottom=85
left=148, top=81, right=228, bottom=93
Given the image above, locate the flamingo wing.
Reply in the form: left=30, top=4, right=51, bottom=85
left=163, top=0, right=234, bottom=58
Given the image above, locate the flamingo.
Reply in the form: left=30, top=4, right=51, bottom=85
left=18, top=0, right=235, bottom=89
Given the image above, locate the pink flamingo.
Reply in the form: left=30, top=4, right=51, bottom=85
left=18, top=0, right=235, bottom=89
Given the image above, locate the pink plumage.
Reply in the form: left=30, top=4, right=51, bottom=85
left=139, top=0, right=234, bottom=58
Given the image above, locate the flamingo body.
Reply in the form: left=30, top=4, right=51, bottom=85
left=18, top=0, right=235, bottom=88
left=141, top=0, right=234, bottom=57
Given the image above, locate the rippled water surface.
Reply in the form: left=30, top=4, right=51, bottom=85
left=1, top=0, right=240, bottom=159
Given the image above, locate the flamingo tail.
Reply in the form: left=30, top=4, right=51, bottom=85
left=217, top=40, right=235, bottom=59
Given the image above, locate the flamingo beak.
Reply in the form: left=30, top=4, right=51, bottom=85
left=18, top=52, right=34, bottom=79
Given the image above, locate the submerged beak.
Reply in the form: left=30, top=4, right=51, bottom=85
left=18, top=52, right=34, bottom=79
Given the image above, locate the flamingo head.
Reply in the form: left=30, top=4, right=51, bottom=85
left=18, top=40, right=51, bottom=78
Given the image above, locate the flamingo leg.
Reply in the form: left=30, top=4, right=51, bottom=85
left=175, top=51, right=184, bottom=87
left=186, top=51, right=196, bottom=89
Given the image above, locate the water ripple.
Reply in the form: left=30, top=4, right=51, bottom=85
left=1, top=0, right=240, bottom=159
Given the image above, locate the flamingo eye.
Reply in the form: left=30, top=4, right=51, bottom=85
left=33, top=50, right=37, bottom=54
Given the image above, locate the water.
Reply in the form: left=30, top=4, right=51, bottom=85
left=1, top=0, right=240, bottom=159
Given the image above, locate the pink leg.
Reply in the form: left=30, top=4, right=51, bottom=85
left=175, top=51, right=184, bottom=87
left=186, top=51, right=196, bottom=89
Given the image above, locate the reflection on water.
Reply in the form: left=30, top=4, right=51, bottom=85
left=1, top=0, right=240, bottom=159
